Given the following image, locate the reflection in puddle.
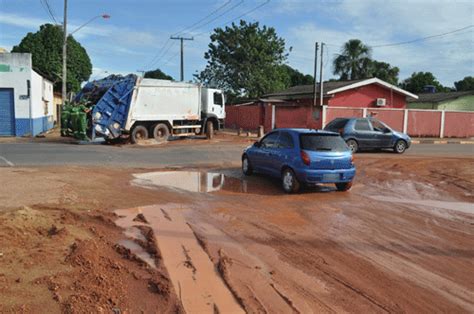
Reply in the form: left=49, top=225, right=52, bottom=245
left=132, top=171, right=279, bottom=194
left=117, top=239, right=156, bottom=269
left=369, top=195, right=473, bottom=215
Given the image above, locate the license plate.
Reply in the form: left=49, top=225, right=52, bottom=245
left=323, top=173, right=340, bottom=181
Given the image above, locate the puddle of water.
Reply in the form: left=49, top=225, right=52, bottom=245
left=117, top=239, right=156, bottom=269
left=132, top=171, right=280, bottom=194
left=123, top=226, right=147, bottom=242
left=368, top=195, right=473, bottom=215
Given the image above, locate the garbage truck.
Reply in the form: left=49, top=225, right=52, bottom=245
left=70, top=74, right=225, bottom=143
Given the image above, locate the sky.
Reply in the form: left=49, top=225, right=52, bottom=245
left=0, top=0, right=473, bottom=87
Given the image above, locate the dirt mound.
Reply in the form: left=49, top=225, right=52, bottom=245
left=0, top=205, right=182, bottom=313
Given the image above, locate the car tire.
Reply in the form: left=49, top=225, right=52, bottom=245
left=130, top=125, right=149, bottom=144
left=242, top=155, right=253, bottom=176
left=282, top=168, right=300, bottom=193
left=346, top=139, right=358, bottom=153
left=336, top=181, right=352, bottom=191
left=394, top=140, right=407, bottom=154
left=152, top=123, right=170, bottom=142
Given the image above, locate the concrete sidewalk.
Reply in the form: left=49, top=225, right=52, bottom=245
left=222, top=129, right=474, bottom=144
left=411, top=138, right=474, bottom=144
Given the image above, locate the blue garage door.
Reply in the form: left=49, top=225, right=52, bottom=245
left=0, top=88, right=15, bottom=136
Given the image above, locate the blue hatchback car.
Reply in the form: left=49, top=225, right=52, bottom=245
left=242, top=129, right=356, bottom=193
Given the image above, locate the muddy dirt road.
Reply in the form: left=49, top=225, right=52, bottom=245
left=0, top=154, right=473, bottom=313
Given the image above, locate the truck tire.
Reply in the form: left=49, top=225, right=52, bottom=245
left=152, top=123, right=170, bottom=142
left=206, top=120, right=214, bottom=140
left=131, top=125, right=148, bottom=144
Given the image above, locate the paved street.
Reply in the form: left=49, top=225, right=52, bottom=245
left=0, top=140, right=472, bottom=167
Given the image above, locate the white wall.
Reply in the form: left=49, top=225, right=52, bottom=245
left=31, top=71, right=53, bottom=120
left=0, top=53, right=32, bottom=119
left=0, top=53, right=53, bottom=121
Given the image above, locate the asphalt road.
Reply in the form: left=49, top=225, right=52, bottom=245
left=0, top=141, right=472, bottom=167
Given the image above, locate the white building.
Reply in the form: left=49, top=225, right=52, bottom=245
left=0, top=53, right=54, bottom=136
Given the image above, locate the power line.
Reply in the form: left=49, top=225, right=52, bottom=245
left=220, top=0, right=270, bottom=27
left=194, top=0, right=271, bottom=37
left=40, top=0, right=58, bottom=24
left=171, top=0, right=233, bottom=37
left=182, top=0, right=244, bottom=36
left=147, top=40, right=177, bottom=70
left=370, top=24, right=473, bottom=47
left=142, top=1, right=242, bottom=71
left=144, top=39, right=173, bottom=69
left=317, top=24, right=474, bottom=50
left=162, top=50, right=181, bottom=67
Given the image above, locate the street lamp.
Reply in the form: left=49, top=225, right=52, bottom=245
left=61, top=2, right=110, bottom=124
left=70, top=14, right=111, bottom=35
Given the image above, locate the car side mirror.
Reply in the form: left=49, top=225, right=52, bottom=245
left=384, top=128, right=391, bottom=133
left=254, top=141, right=261, bottom=148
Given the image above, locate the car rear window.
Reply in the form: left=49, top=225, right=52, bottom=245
left=299, top=134, right=349, bottom=152
left=324, top=118, right=348, bottom=131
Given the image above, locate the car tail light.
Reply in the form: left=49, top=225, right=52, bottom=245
left=301, top=150, right=310, bottom=166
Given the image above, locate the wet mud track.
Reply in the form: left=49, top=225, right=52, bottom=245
left=0, top=155, right=473, bottom=313
left=125, top=156, right=474, bottom=313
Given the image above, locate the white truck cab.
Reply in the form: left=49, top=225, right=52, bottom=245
left=202, top=88, right=226, bottom=120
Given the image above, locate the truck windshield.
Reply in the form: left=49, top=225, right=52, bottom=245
left=300, top=134, right=349, bottom=152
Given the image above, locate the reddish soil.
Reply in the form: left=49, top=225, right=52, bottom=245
left=0, top=155, right=473, bottom=313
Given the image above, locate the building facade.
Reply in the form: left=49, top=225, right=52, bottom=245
left=408, top=91, right=474, bottom=111
left=0, top=53, right=54, bottom=136
left=226, top=78, right=417, bottom=132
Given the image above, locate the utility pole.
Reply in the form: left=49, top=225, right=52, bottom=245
left=319, top=42, right=324, bottom=107
left=136, top=70, right=146, bottom=77
left=170, top=36, right=193, bottom=81
left=60, top=0, right=68, bottom=125
left=313, top=42, right=319, bottom=107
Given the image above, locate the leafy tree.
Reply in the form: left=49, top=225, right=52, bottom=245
left=454, top=76, right=474, bottom=91
left=279, top=64, right=314, bottom=86
left=369, top=60, right=399, bottom=85
left=333, top=39, right=372, bottom=80
left=12, top=23, right=92, bottom=92
left=144, top=68, right=173, bottom=80
left=196, top=20, right=288, bottom=101
left=400, top=72, right=449, bottom=93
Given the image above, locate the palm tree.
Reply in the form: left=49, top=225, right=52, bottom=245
left=333, top=39, right=372, bottom=80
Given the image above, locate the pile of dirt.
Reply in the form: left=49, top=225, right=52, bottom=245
left=0, top=205, right=182, bottom=313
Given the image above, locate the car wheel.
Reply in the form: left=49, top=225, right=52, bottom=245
left=242, top=155, right=253, bottom=176
left=346, top=139, right=358, bottom=153
left=282, top=168, right=300, bottom=193
left=335, top=181, right=352, bottom=191
left=130, top=125, right=149, bottom=144
left=394, top=140, right=407, bottom=154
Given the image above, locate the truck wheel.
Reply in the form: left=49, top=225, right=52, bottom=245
left=152, top=123, right=170, bottom=142
left=206, top=121, right=214, bottom=139
left=131, top=125, right=148, bottom=144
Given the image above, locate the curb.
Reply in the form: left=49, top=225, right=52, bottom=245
left=412, top=140, right=474, bottom=145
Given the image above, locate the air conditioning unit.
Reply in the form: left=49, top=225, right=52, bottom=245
left=376, top=98, right=386, bottom=107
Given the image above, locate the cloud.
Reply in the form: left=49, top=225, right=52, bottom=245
left=283, top=0, right=474, bottom=86
left=0, top=12, right=49, bottom=29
